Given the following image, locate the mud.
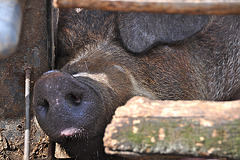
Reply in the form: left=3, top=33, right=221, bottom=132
left=0, top=119, right=49, bottom=160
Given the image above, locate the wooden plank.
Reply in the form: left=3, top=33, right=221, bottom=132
left=103, top=96, right=240, bottom=159
left=53, top=0, right=240, bottom=15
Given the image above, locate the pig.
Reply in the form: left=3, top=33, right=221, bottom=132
left=33, top=8, right=240, bottom=160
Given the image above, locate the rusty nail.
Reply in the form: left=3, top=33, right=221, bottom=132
left=24, top=67, right=31, bottom=160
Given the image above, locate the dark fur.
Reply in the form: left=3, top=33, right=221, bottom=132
left=33, top=9, right=240, bottom=159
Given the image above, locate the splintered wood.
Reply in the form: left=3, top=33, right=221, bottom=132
left=103, top=96, right=240, bottom=160
left=54, top=0, right=240, bottom=15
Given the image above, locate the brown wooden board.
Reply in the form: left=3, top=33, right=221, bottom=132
left=54, top=0, right=240, bottom=15
left=104, top=96, right=240, bottom=159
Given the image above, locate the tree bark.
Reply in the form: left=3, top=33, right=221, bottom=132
left=104, top=96, right=240, bottom=160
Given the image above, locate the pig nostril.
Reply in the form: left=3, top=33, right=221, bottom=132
left=42, top=99, right=50, bottom=111
left=36, top=99, right=49, bottom=118
left=65, top=93, right=82, bottom=106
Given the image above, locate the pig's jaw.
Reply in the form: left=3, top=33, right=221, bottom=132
left=59, top=132, right=108, bottom=160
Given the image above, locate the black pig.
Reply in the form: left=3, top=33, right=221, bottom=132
left=33, top=9, right=240, bottom=159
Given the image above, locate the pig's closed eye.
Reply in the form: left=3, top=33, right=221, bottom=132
left=65, top=93, right=82, bottom=106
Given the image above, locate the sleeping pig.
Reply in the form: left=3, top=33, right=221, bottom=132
left=33, top=9, right=240, bottom=159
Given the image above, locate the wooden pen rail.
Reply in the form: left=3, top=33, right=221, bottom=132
left=104, top=96, right=240, bottom=159
left=54, top=0, right=240, bottom=15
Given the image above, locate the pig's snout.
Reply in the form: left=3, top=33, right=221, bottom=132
left=33, top=70, right=103, bottom=142
left=34, top=71, right=83, bottom=118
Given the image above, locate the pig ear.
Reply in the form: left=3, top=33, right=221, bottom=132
left=118, top=13, right=209, bottom=53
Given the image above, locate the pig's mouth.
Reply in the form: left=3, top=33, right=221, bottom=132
left=53, top=127, right=105, bottom=159
left=58, top=127, right=87, bottom=142
left=60, top=127, right=84, bottom=137
left=58, top=127, right=87, bottom=141
left=53, top=126, right=104, bottom=145
left=57, top=132, right=106, bottom=159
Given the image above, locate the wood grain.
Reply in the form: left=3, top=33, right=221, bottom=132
left=54, top=0, right=240, bottom=15
left=104, top=96, right=240, bottom=159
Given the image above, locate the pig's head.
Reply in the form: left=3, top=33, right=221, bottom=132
left=32, top=9, right=239, bottom=160
left=33, top=10, right=132, bottom=159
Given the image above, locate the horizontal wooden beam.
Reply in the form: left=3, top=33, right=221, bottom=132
left=104, top=96, right=240, bottom=159
left=53, top=0, right=240, bottom=15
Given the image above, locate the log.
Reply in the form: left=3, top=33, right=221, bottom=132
left=103, top=96, right=240, bottom=160
left=53, top=0, right=240, bottom=15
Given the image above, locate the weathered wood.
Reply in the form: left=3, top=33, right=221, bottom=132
left=53, top=0, right=240, bottom=15
left=104, top=96, right=240, bottom=159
